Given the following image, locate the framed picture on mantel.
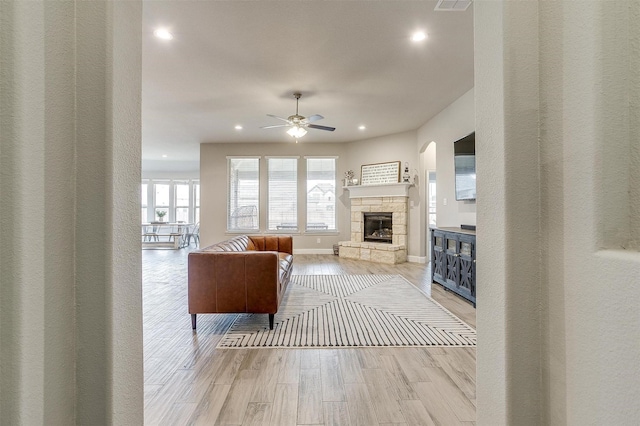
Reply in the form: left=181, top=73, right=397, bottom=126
left=360, top=161, right=401, bottom=185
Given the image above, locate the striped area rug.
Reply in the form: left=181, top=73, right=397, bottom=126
left=217, top=275, right=476, bottom=348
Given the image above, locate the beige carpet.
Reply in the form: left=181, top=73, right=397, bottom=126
left=217, top=275, right=476, bottom=348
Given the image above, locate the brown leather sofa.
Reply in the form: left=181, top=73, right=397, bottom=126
left=188, top=234, right=293, bottom=330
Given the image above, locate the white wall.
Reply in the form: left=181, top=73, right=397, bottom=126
left=417, top=88, right=476, bottom=228
left=142, top=159, right=200, bottom=175
left=200, top=142, right=349, bottom=251
left=476, top=1, right=640, bottom=424
left=423, top=141, right=436, bottom=171
left=0, top=2, right=143, bottom=424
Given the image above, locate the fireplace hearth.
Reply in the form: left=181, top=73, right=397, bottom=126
left=363, top=212, right=392, bottom=243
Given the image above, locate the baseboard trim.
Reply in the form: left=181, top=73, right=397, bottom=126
left=293, top=248, right=335, bottom=255
left=293, top=250, right=427, bottom=261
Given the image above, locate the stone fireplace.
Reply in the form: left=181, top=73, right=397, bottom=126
left=338, top=183, right=410, bottom=264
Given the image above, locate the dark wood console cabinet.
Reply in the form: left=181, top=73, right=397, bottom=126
left=430, top=227, right=476, bottom=307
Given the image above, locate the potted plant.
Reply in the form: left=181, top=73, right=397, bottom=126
left=156, top=210, right=167, bottom=222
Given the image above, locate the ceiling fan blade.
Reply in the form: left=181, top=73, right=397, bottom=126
left=260, top=124, right=291, bottom=129
left=307, top=124, right=336, bottom=132
left=266, top=114, right=292, bottom=124
left=305, top=114, right=324, bottom=123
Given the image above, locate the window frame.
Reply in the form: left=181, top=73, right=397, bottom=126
left=173, top=180, right=190, bottom=223
left=266, top=156, right=300, bottom=233
left=153, top=181, right=171, bottom=222
left=227, top=156, right=261, bottom=233
left=305, top=156, right=338, bottom=233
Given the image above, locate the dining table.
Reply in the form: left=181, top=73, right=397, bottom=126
left=141, top=222, right=194, bottom=249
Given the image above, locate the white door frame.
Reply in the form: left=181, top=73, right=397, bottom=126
left=425, top=169, right=436, bottom=264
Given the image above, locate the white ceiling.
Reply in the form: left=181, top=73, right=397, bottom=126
left=142, top=1, right=474, bottom=171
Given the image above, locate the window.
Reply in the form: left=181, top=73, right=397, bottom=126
left=306, top=157, right=336, bottom=231
left=268, top=158, right=298, bottom=231
left=428, top=171, right=437, bottom=226
left=140, top=179, right=199, bottom=224
left=174, top=182, right=190, bottom=222
left=228, top=157, right=260, bottom=231
left=154, top=182, right=170, bottom=221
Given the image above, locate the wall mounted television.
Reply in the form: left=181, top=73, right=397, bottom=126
left=454, top=132, right=476, bottom=201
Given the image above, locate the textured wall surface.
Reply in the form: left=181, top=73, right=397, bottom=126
left=476, top=1, right=640, bottom=424
left=541, top=2, right=640, bottom=424
left=0, top=1, right=143, bottom=424
left=475, top=1, right=541, bottom=424
left=474, top=3, right=508, bottom=421
left=1, top=2, right=76, bottom=423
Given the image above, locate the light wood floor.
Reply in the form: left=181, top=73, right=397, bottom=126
left=143, top=249, right=476, bottom=425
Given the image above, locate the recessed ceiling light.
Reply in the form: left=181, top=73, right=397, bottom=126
left=153, top=28, right=173, bottom=40
left=162, top=154, right=168, bottom=158
left=235, top=125, right=243, bottom=130
left=411, top=31, right=427, bottom=42
left=358, top=125, right=366, bottom=130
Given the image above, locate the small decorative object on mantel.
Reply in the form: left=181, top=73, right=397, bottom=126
left=402, top=162, right=411, bottom=183
left=360, top=161, right=401, bottom=185
left=344, top=170, right=355, bottom=186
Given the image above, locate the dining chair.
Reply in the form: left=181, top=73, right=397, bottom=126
left=168, top=224, right=183, bottom=246
left=142, top=224, right=159, bottom=242
left=185, top=222, right=200, bottom=247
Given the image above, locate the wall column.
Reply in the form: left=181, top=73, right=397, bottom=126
left=476, top=1, right=640, bottom=424
left=0, top=1, right=143, bottom=424
left=475, top=0, right=542, bottom=424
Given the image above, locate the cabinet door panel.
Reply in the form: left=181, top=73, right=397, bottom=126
left=445, top=235, right=459, bottom=288
left=431, top=230, right=446, bottom=284
left=457, top=235, right=475, bottom=303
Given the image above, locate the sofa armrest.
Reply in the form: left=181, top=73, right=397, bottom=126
left=188, top=251, right=280, bottom=314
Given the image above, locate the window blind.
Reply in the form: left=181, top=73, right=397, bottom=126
left=227, top=158, right=260, bottom=231
left=306, top=158, right=336, bottom=231
left=268, top=158, right=298, bottom=231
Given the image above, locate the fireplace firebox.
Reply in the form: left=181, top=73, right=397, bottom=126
left=363, top=212, right=393, bottom=243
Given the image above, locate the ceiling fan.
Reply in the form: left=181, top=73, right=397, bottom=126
left=261, top=93, right=336, bottom=138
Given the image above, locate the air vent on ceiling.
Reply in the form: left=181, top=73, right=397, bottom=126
left=435, top=0, right=472, bottom=11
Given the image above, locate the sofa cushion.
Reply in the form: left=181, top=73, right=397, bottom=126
left=249, top=235, right=293, bottom=255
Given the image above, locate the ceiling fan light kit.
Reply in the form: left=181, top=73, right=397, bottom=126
left=261, top=92, right=336, bottom=140
left=286, top=126, right=307, bottom=138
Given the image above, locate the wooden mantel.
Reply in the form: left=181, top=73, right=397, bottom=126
left=343, top=182, right=413, bottom=199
